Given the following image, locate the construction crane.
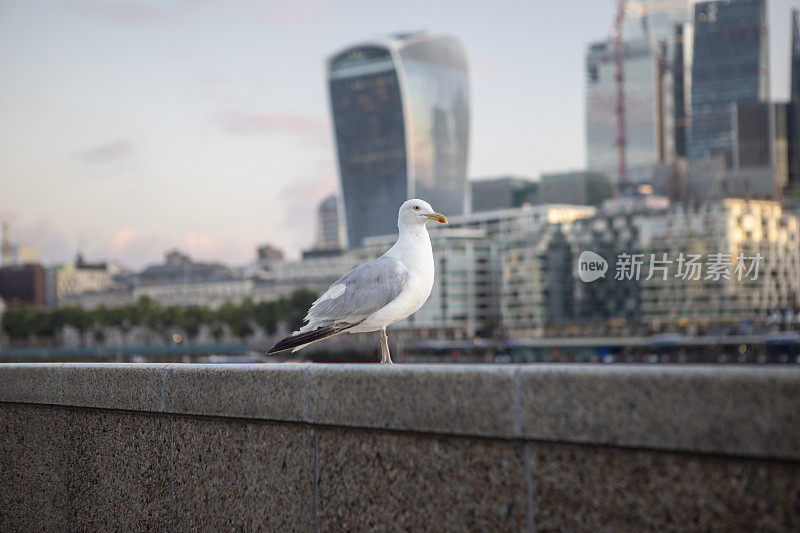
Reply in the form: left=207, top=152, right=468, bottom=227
left=613, top=0, right=626, bottom=186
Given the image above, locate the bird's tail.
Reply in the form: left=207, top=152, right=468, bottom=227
left=267, top=322, right=359, bottom=355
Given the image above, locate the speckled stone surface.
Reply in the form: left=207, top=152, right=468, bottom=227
left=0, top=403, right=68, bottom=532
left=164, top=364, right=306, bottom=421
left=66, top=409, right=172, bottom=531
left=529, top=441, right=800, bottom=532
left=519, top=365, right=800, bottom=460
left=307, top=364, right=517, bottom=437
left=171, top=416, right=315, bottom=531
left=3, top=363, right=800, bottom=461
left=0, top=363, right=62, bottom=404
left=61, top=363, right=164, bottom=412
left=5, top=394, right=800, bottom=531
left=316, top=426, right=527, bottom=531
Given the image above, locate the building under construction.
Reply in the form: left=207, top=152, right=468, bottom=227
left=584, top=0, right=689, bottom=186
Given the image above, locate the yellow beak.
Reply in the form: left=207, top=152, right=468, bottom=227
left=424, top=212, right=447, bottom=224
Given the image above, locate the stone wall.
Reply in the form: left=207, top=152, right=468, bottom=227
left=1, top=363, right=799, bottom=531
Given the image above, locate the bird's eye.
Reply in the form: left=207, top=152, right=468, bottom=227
left=413, top=205, right=420, bottom=210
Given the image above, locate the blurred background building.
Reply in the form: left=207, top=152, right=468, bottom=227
left=0, top=264, right=45, bottom=307
left=313, top=195, right=346, bottom=252
left=787, top=6, right=800, bottom=196
left=689, top=0, right=769, bottom=161
left=585, top=0, right=689, bottom=185
left=328, top=32, right=470, bottom=247
left=538, top=171, right=617, bottom=206
left=640, top=199, right=800, bottom=326
left=469, top=176, right=538, bottom=213
left=1, top=222, right=39, bottom=266
left=0, top=222, right=44, bottom=308
left=46, top=254, right=117, bottom=307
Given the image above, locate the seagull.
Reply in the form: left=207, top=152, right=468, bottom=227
left=267, top=199, right=447, bottom=363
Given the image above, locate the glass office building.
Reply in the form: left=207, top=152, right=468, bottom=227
left=689, top=0, right=768, bottom=161
left=793, top=8, right=800, bottom=100
left=585, top=36, right=669, bottom=184
left=585, top=3, right=688, bottom=184
left=788, top=7, right=800, bottom=191
left=328, top=33, right=469, bottom=247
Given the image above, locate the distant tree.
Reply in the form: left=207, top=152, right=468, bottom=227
left=49, top=308, right=67, bottom=343
left=211, top=323, right=225, bottom=343
left=1, top=307, right=35, bottom=342
left=217, top=301, right=253, bottom=339
left=254, top=301, right=278, bottom=335
left=105, top=307, right=125, bottom=330
left=161, top=306, right=182, bottom=336
left=92, top=327, right=106, bottom=345
left=32, top=310, right=57, bottom=341
left=2, top=290, right=320, bottom=347
left=60, top=306, right=90, bottom=346
left=179, top=305, right=208, bottom=341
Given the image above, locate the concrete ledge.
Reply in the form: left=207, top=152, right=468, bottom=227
left=164, top=364, right=306, bottom=422
left=62, top=363, right=164, bottom=412
left=0, top=363, right=62, bottom=405
left=520, top=365, right=800, bottom=460
left=1, top=363, right=799, bottom=460
left=307, top=365, right=518, bottom=438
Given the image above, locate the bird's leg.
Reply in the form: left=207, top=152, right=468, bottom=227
left=380, top=328, right=393, bottom=364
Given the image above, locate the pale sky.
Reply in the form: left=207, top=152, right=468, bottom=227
left=0, top=0, right=794, bottom=268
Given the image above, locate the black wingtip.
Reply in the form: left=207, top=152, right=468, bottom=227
left=267, top=322, right=358, bottom=355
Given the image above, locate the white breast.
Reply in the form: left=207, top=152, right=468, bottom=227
left=358, top=271, right=432, bottom=329
left=351, top=225, right=435, bottom=332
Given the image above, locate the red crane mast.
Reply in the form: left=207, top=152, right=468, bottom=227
left=613, top=0, right=626, bottom=185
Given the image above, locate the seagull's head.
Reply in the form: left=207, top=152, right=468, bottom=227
left=398, top=199, right=447, bottom=228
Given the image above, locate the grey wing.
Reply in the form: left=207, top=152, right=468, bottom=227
left=302, top=255, right=410, bottom=328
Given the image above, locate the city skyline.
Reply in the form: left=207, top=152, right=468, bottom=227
left=0, top=0, right=796, bottom=268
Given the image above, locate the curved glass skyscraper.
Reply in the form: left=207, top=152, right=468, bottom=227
left=328, top=33, right=469, bottom=247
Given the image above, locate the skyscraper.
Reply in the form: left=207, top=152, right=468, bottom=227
left=585, top=2, right=687, bottom=184
left=727, top=101, right=788, bottom=198
left=314, top=195, right=346, bottom=251
left=788, top=7, right=800, bottom=192
left=328, top=33, right=469, bottom=247
left=689, top=0, right=768, bottom=161
left=791, top=7, right=800, bottom=101
left=672, top=23, right=689, bottom=157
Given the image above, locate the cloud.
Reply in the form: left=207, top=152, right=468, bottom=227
left=67, top=0, right=168, bottom=24
left=77, top=139, right=135, bottom=165
left=108, top=228, right=254, bottom=268
left=2, top=212, right=295, bottom=269
left=183, top=232, right=253, bottom=264
left=105, top=228, right=166, bottom=267
left=214, top=111, right=327, bottom=139
left=109, top=228, right=137, bottom=249
left=0, top=221, right=167, bottom=269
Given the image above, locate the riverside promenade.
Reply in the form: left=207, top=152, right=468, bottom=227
left=1, top=363, right=799, bottom=531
